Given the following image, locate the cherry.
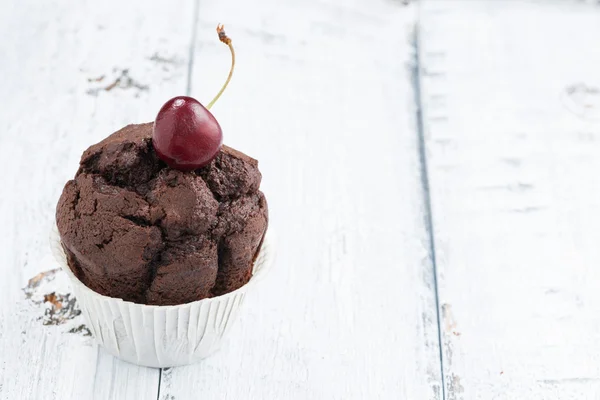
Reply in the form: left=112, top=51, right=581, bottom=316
left=153, top=97, right=222, bottom=170
left=153, top=24, right=235, bottom=171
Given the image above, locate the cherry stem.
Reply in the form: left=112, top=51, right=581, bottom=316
left=206, top=24, right=235, bottom=110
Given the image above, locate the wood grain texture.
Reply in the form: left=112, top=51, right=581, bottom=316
left=157, top=0, right=443, bottom=399
left=0, top=0, right=446, bottom=398
left=0, top=0, right=194, bottom=398
left=419, top=1, right=600, bottom=399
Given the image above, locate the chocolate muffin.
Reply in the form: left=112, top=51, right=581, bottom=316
left=56, top=123, right=268, bottom=305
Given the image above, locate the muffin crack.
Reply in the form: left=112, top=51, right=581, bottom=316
left=122, top=215, right=151, bottom=228
left=72, top=186, right=81, bottom=219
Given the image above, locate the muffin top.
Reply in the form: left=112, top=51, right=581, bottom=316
left=56, top=123, right=268, bottom=305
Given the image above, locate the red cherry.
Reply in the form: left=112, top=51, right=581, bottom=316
left=152, top=96, right=223, bottom=171
left=153, top=25, right=234, bottom=171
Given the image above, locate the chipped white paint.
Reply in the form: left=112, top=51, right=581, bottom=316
left=0, top=0, right=442, bottom=399
left=419, top=1, right=600, bottom=399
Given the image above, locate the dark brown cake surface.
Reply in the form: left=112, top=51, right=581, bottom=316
left=56, top=123, right=268, bottom=305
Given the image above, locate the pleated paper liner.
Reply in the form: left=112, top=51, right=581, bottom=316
left=50, top=223, right=273, bottom=368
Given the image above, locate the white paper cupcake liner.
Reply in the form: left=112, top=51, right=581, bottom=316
left=50, top=223, right=273, bottom=368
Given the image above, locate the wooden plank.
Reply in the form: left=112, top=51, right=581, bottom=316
left=0, top=0, right=194, bottom=398
left=419, top=1, right=600, bottom=399
left=159, top=1, right=443, bottom=399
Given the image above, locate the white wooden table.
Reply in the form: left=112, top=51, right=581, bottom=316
left=2, top=0, right=600, bottom=398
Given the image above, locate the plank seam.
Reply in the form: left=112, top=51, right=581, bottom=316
left=411, top=18, right=447, bottom=400
left=156, top=368, right=162, bottom=400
